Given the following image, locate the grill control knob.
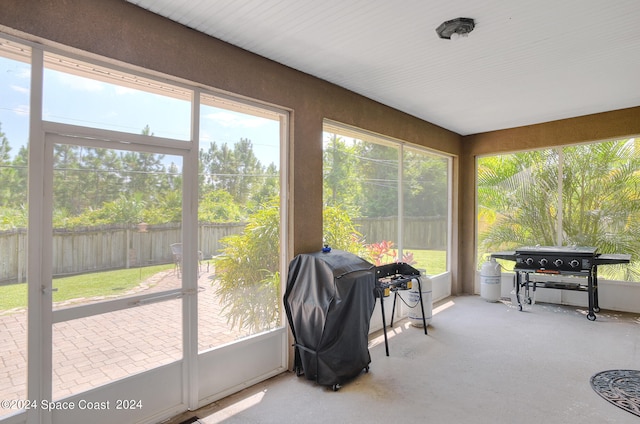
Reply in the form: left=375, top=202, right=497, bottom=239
left=570, top=259, right=580, bottom=268
left=539, top=258, right=548, bottom=267
left=525, top=257, right=534, bottom=266
left=554, top=259, right=564, bottom=267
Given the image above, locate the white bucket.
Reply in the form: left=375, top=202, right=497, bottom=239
left=480, top=258, right=501, bottom=302
left=406, top=276, right=432, bottom=327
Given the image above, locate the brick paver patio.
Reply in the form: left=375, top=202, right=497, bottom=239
left=0, top=268, right=252, bottom=414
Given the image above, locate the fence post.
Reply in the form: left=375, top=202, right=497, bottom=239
left=18, top=230, right=25, bottom=282
left=125, top=228, right=130, bottom=269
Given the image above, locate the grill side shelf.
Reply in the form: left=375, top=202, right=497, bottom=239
left=595, top=253, right=631, bottom=265
left=490, top=251, right=516, bottom=261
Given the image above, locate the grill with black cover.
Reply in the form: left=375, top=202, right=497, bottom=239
left=284, top=249, right=376, bottom=391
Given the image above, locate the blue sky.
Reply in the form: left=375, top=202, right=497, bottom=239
left=0, top=56, right=30, bottom=152
left=0, top=55, right=280, bottom=168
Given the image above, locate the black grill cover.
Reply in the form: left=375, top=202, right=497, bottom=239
left=284, top=250, right=376, bottom=387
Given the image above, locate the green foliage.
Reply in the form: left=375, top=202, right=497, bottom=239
left=0, top=125, right=28, bottom=216
left=53, top=193, right=147, bottom=228
left=322, top=205, right=365, bottom=255
left=0, top=123, right=275, bottom=230
left=478, top=140, right=640, bottom=280
left=199, top=189, right=244, bottom=223
left=249, top=162, right=279, bottom=211
left=200, top=139, right=272, bottom=206
left=323, top=133, right=449, bottom=219
left=214, top=202, right=366, bottom=332
left=0, top=205, right=27, bottom=229
left=323, top=134, right=362, bottom=214
left=145, top=189, right=182, bottom=224
left=0, top=119, right=280, bottom=231
left=357, top=141, right=399, bottom=218
left=478, top=149, right=558, bottom=248
left=403, top=148, right=449, bottom=217
left=214, top=199, right=281, bottom=332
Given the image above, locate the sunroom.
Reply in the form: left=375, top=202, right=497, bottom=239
left=1, top=1, right=640, bottom=424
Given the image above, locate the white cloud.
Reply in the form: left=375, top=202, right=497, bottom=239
left=204, top=111, right=266, bottom=128
left=13, top=105, right=29, bottom=116
left=11, top=84, right=29, bottom=94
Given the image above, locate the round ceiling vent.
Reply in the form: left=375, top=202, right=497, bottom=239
left=436, top=17, right=475, bottom=40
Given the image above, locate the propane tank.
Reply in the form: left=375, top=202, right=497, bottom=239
left=406, top=275, right=432, bottom=327
left=480, top=258, right=501, bottom=302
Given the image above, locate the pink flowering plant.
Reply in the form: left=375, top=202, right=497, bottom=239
left=365, top=240, right=416, bottom=266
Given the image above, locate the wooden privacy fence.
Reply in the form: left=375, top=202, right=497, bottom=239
left=0, top=216, right=446, bottom=284
left=0, top=228, right=26, bottom=284
left=354, top=216, right=447, bottom=250
left=0, top=222, right=246, bottom=284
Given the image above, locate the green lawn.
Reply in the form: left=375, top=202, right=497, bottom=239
left=0, top=264, right=173, bottom=311
left=409, top=249, right=447, bottom=276
left=0, top=250, right=448, bottom=312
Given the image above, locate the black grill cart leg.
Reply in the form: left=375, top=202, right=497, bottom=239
left=378, top=289, right=390, bottom=356
left=417, top=277, right=428, bottom=335
left=587, top=267, right=597, bottom=320
left=515, top=272, right=523, bottom=311
left=390, top=291, right=398, bottom=327
left=593, top=265, right=600, bottom=313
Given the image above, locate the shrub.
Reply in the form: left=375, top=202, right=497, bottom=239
left=214, top=203, right=366, bottom=332
left=214, top=199, right=280, bottom=333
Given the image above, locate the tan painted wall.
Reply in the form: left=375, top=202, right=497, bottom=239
left=459, top=107, right=640, bottom=293
left=0, top=0, right=462, bottom=279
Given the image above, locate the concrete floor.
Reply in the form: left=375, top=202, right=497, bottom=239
left=164, top=295, right=640, bottom=424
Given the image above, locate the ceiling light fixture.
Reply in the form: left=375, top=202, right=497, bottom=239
left=436, top=17, right=475, bottom=40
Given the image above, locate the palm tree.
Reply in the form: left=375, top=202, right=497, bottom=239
left=478, top=139, right=640, bottom=281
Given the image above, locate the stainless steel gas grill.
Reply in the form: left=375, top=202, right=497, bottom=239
left=491, top=246, right=631, bottom=320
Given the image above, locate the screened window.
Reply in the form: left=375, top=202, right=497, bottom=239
left=323, top=122, right=451, bottom=276
left=0, top=32, right=289, bottom=420
left=477, top=138, right=640, bottom=281
left=198, top=93, right=284, bottom=351
left=0, top=36, right=30, bottom=420
left=43, top=53, right=192, bottom=140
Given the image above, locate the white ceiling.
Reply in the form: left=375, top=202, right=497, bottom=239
left=127, top=0, right=640, bottom=136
